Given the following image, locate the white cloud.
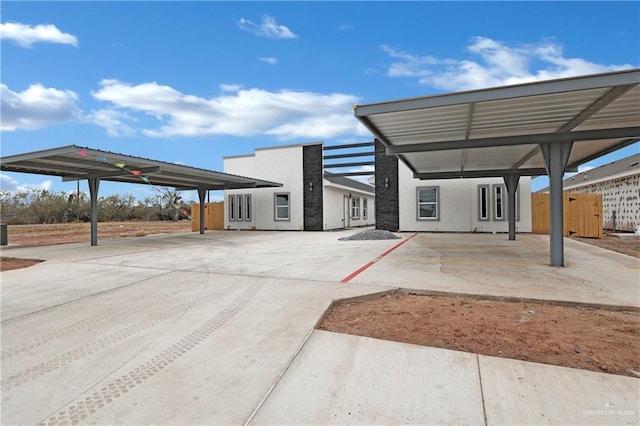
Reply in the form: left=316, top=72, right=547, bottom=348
left=0, top=22, right=78, bottom=47
left=237, top=15, right=297, bottom=39
left=382, top=37, right=633, bottom=91
left=86, top=109, right=135, bottom=137
left=91, top=79, right=367, bottom=140
left=1, top=83, right=81, bottom=131
left=220, top=83, right=242, bottom=92
left=258, top=57, right=278, bottom=65
left=338, top=24, right=353, bottom=31
left=0, top=174, right=19, bottom=191
left=0, top=174, right=53, bottom=193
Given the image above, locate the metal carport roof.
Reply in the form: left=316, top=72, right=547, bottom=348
left=0, top=145, right=282, bottom=245
left=354, top=69, right=640, bottom=266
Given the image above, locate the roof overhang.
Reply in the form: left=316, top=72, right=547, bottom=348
left=0, top=145, right=282, bottom=190
left=354, top=69, right=640, bottom=179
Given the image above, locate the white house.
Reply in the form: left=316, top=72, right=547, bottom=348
left=223, top=142, right=375, bottom=231
left=375, top=140, right=532, bottom=233
left=540, top=153, right=639, bottom=232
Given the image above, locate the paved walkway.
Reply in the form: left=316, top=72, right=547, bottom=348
left=1, top=230, right=638, bottom=425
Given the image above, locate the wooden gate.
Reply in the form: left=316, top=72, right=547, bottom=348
left=531, top=193, right=603, bottom=238
left=191, top=202, right=224, bottom=231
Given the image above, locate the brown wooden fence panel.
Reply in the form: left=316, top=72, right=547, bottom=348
left=191, top=202, right=224, bottom=231
left=531, top=193, right=549, bottom=235
left=531, top=193, right=603, bottom=238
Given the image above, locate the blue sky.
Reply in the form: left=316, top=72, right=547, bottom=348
left=1, top=1, right=639, bottom=202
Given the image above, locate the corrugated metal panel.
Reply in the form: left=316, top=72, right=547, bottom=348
left=358, top=70, right=640, bottom=177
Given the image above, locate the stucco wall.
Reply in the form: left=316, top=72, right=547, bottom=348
left=224, top=146, right=305, bottom=231
left=398, top=162, right=532, bottom=233
left=323, top=186, right=375, bottom=230
left=567, top=174, right=639, bottom=232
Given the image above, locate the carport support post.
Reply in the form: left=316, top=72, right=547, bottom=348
left=88, top=178, right=100, bottom=246
left=197, top=189, right=206, bottom=235
left=541, top=142, right=573, bottom=267
left=503, top=174, right=520, bottom=241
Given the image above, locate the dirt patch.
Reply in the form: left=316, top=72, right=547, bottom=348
left=1, top=221, right=191, bottom=249
left=0, top=257, right=44, bottom=271
left=0, top=221, right=191, bottom=271
left=571, top=234, right=639, bottom=258
left=318, top=292, right=640, bottom=378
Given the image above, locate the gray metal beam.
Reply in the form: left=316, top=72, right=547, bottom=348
left=62, top=167, right=161, bottom=182
left=324, top=161, right=375, bottom=169
left=384, top=127, right=640, bottom=155
left=558, top=84, right=637, bottom=132
left=413, top=167, right=576, bottom=180
left=541, top=141, right=573, bottom=266
left=325, top=171, right=375, bottom=177
left=1, top=160, right=86, bottom=176
left=323, top=151, right=375, bottom=160
left=323, top=141, right=375, bottom=150
left=503, top=174, right=520, bottom=241
left=197, top=189, right=206, bottom=235
left=88, top=178, right=100, bottom=246
left=354, top=69, right=639, bottom=116
left=567, top=138, right=639, bottom=169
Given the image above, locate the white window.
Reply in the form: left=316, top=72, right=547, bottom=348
left=237, top=194, right=243, bottom=221
left=244, top=194, right=252, bottom=221
left=229, top=194, right=236, bottom=221
left=478, top=185, right=490, bottom=221
left=363, top=198, right=368, bottom=220
left=351, top=197, right=360, bottom=219
left=417, top=186, right=439, bottom=220
left=274, top=193, right=290, bottom=221
left=493, top=184, right=505, bottom=221
left=492, top=184, right=520, bottom=221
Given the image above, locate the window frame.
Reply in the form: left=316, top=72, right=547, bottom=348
left=274, top=192, right=290, bottom=221
left=244, top=194, right=252, bottom=222
left=363, top=198, right=368, bottom=220
left=416, top=186, right=440, bottom=221
left=236, top=194, right=243, bottom=221
left=228, top=194, right=236, bottom=222
left=492, top=184, right=520, bottom=221
left=351, top=196, right=361, bottom=220
left=478, top=185, right=490, bottom=221
left=493, top=184, right=505, bottom=221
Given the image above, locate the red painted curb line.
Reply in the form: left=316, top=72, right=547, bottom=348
left=341, top=232, right=418, bottom=283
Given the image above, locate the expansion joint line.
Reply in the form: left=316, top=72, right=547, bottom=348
left=476, top=354, right=488, bottom=426
left=340, top=232, right=418, bottom=283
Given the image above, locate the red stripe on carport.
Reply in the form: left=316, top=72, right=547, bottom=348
left=341, top=232, right=418, bottom=283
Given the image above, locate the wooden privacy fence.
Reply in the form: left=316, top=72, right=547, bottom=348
left=531, top=193, right=603, bottom=238
left=191, top=202, right=224, bottom=231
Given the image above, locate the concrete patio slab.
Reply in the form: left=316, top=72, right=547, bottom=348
left=479, top=354, right=640, bottom=425
left=1, top=229, right=638, bottom=425
left=249, top=330, right=485, bottom=425
left=349, top=233, right=640, bottom=308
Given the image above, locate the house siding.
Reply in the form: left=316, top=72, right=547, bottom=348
left=568, top=174, right=640, bottom=232
left=397, top=161, right=532, bottom=233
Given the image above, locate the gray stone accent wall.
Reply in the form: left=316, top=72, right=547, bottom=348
left=374, top=139, right=399, bottom=231
left=569, top=174, right=639, bottom=232
left=303, top=144, right=324, bottom=231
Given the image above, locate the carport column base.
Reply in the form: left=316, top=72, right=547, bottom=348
left=197, top=189, right=206, bottom=235
left=541, top=142, right=573, bottom=267
left=503, top=174, right=520, bottom=241
left=88, top=178, right=100, bottom=246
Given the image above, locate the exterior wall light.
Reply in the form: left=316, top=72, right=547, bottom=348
left=384, top=178, right=389, bottom=188
left=309, top=181, right=313, bottom=191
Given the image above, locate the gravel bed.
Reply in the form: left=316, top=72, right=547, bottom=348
left=338, top=229, right=401, bottom=241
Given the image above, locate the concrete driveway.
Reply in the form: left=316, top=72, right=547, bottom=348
left=1, top=230, right=638, bottom=425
